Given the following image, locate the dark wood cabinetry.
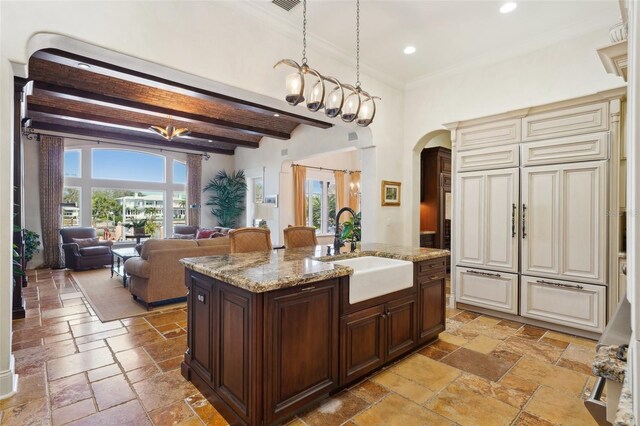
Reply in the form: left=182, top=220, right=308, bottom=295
left=183, top=256, right=446, bottom=426
left=340, top=305, right=385, bottom=383
left=386, top=295, right=417, bottom=360
left=420, top=147, right=451, bottom=256
left=265, top=281, right=339, bottom=424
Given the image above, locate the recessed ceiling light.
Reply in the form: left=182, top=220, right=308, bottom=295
left=500, top=2, right=517, bottom=14
left=77, top=62, right=91, bottom=69
left=208, top=139, right=213, bottom=143
left=403, top=46, right=416, bottom=55
left=274, top=113, right=280, bottom=117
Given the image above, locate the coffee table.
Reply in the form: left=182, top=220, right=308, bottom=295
left=111, top=247, right=140, bottom=287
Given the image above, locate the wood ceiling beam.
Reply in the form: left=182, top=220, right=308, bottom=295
left=28, top=103, right=259, bottom=149
left=32, top=81, right=291, bottom=140
left=30, top=121, right=235, bottom=155
left=38, top=49, right=333, bottom=130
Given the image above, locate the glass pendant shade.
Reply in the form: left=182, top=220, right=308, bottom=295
left=341, top=85, right=361, bottom=123
left=356, top=91, right=378, bottom=127
left=304, top=67, right=325, bottom=112
left=285, top=72, right=304, bottom=105
left=324, top=77, right=344, bottom=118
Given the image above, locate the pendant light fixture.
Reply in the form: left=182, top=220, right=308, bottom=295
left=148, top=116, right=190, bottom=141
left=274, top=0, right=379, bottom=126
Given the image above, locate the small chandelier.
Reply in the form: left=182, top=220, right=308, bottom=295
left=274, top=0, right=379, bottom=127
left=149, top=117, right=190, bottom=141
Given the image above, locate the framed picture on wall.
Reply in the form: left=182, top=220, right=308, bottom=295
left=264, top=194, right=279, bottom=208
left=381, top=180, right=401, bottom=206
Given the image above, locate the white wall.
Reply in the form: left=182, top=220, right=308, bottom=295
left=403, top=28, right=627, bottom=245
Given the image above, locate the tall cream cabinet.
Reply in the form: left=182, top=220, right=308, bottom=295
left=447, top=88, right=626, bottom=337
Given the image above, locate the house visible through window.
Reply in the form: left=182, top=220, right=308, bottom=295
left=305, top=178, right=337, bottom=234
left=62, top=146, right=187, bottom=240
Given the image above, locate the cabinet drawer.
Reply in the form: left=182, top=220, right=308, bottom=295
left=521, top=132, right=608, bottom=166
left=522, top=102, right=609, bottom=141
left=456, top=118, right=521, bottom=151
left=456, top=145, right=519, bottom=172
left=520, top=275, right=605, bottom=332
left=456, top=267, right=518, bottom=314
left=417, top=258, right=446, bottom=276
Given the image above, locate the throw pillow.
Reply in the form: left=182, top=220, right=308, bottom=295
left=196, top=229, right=215, bottom=239
left=171, top=233, right=195, bottom=239
left=72, top=237, right=99, bottom=248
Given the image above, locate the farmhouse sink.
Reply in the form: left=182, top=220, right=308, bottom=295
left=327, top=256, right=414, bottom=304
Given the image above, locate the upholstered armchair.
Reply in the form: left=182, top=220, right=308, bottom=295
left=60, top=227, right=113, bottom=271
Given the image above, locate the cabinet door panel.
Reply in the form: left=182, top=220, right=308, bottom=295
left=265, top=281, right=339, bottom=424
left=189, top=275, right=215, bottom=384
left=217, top=286, right=252, bottom=417
left=386, top=296, right=417, bottom=361
left=521, top=275, right=605, bottom=332
left=522, top=166, right=561, bottom=276
left=456, top=118, right=521, bottom=151
left=340, top=305, right=385, bottom=384
left=485, top=169, right=519, bottom=272
left=522, top=102, right=608, bottom=141
left=418, top=277, right=445, bottom=344
left=456, top=172, right=485, bottom=266
left=456, top=267, right=518, bottom=314
left=561, top=162, right=606, bottom=283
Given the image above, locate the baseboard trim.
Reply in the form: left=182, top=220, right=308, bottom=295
left=0, top=355, right=18, bottom=400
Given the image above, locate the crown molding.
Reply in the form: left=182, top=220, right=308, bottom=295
left=232, top=1, right=404, bottom=91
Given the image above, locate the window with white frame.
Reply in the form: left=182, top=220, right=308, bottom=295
left=63, top=145, right=187, bottom=241
left=305, top=173, right=336, bottom=235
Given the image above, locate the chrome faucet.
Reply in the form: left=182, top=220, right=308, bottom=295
left=334, top=207, right=358, bottom=254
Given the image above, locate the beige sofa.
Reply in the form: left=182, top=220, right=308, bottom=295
left=124, top=238, right=229, bottom=308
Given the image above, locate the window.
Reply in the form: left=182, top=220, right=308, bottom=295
left=173, top=191, right=187, bottom=225
left=173, top=160, right=186, bottom=185
left=91, top=189, right=165, bottom=239
left=64, top=147, right=186, bottom=241
left=92, top=149, right=165, bottom=183
left=62, top=187, right=81, bottom=227
left=305, top=178, right=337, bottom=234
left=64, top=150, right=81, bottom=178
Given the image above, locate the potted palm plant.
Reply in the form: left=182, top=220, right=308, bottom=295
left=204, top=170, right=247, bottom=228
left=125, top=218, right=148, bottom=235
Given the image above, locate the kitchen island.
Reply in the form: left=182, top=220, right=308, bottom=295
left=180, top=243, right=449, bottom=426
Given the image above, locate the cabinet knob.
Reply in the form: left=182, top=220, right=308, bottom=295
left=197, top=294, right=205, bottom=303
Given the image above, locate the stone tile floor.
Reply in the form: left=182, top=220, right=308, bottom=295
left=1, top=269, right=601, bottom=425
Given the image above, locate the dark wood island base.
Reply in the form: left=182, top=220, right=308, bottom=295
left=181, top=251, right=447, bottom=426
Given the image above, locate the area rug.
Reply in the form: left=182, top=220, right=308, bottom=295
left=71, top=268, right=186, bottom=322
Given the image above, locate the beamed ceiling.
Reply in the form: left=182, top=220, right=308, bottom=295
left=26, top=49, right=333, bottom=155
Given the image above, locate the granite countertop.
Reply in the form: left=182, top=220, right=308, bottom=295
left=180, top=243, right=450, bottom=293
left=420, top=231, right=436, bottom=235
left=592, top=345, right=627, bottom=383
left=615, top=374, right=634, bottom=426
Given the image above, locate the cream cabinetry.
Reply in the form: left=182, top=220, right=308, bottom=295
left=520, top=275, right=605, bottom=332
left=456, top=168, right=518, bottom=273
left=456, top=268, right=518, bottom=314
left=521, top=132, right=608, bottom=166
left=456, top=145, right=519, bottom=172
left=521, top=161, right=607, bottom=285
left=447, top=90, right=625, bottom=336
left=522, top=102, right=609, bottom=142
left=455, top=118, right=521, bottom=151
